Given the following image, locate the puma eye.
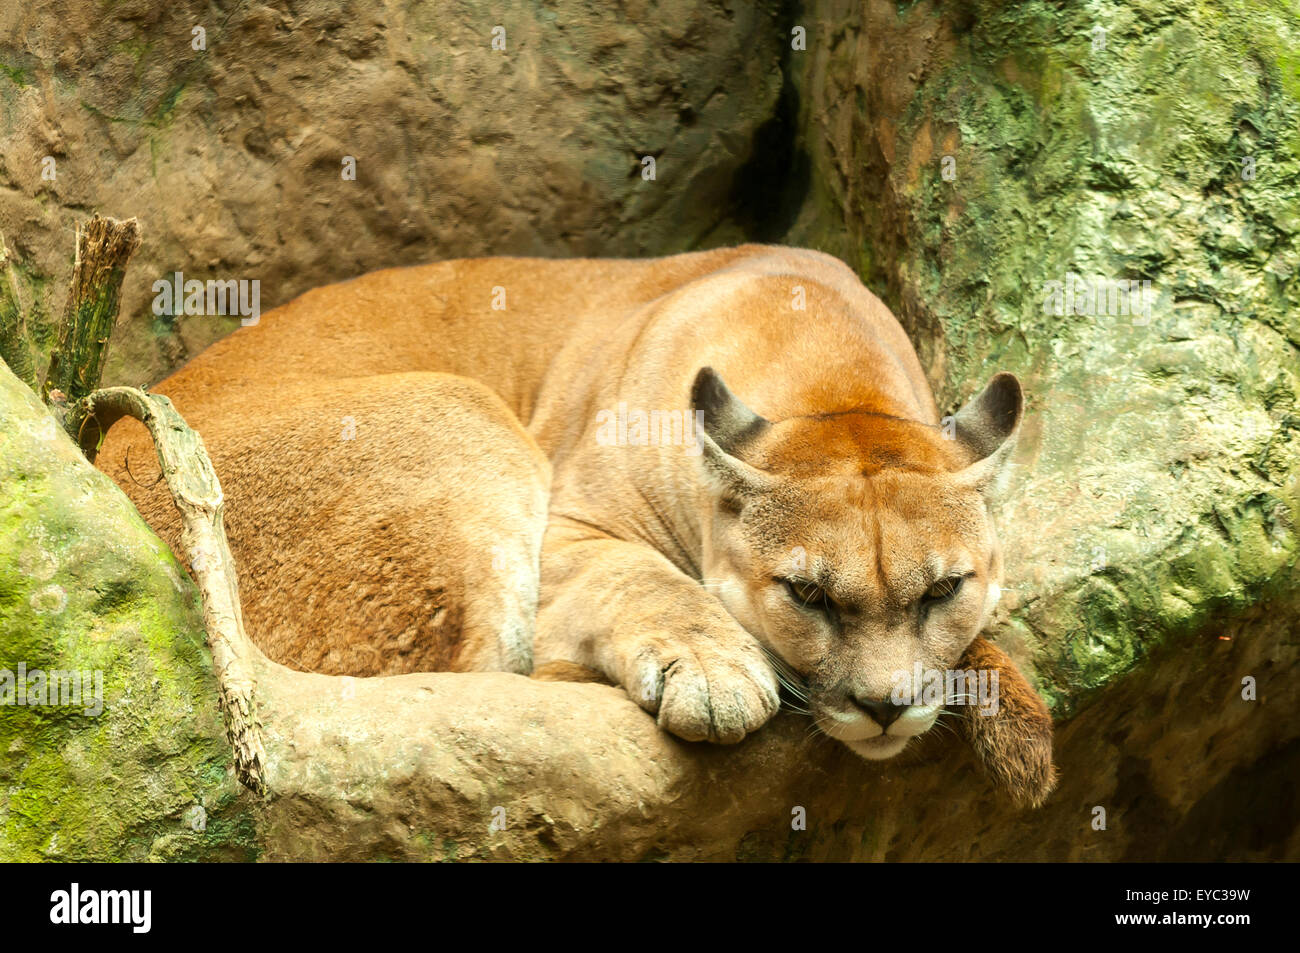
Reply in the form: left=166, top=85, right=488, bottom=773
left=923, top=574, right=968, bottom=603
left=781, top=578, right=833, bottom=613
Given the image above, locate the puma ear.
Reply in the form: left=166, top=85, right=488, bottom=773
left=951, top=372, right=1023, bottom=497
left=953, top=636, right=1058, bottom=809
left=690, top=367, right=774, bottom=496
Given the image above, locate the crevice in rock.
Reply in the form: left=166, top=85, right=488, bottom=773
left=716, top=0, right=811, bottom=244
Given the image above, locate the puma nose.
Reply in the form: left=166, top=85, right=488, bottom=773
left=851, top=696, right=908, bottom=729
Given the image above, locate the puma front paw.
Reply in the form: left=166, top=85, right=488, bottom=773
left=624, top=636, right=780, bottom=744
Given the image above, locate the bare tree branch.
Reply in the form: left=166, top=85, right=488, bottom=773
left=71, top=387, right=268, bottom=796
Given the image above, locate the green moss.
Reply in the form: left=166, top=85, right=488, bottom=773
left=111, top=38, right=155, bottom=84
left=0, top=364, right=259, bottom=860
left=0, top=63, right=31, bottom=89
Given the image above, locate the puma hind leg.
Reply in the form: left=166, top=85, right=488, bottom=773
left=97, top=371, right=550, bottom=677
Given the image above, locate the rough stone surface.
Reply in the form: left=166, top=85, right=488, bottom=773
left=250, top=600, right=1299, bottom=861
left=0, top=0, right=784, bottom=387
left=2, top=0, right=1299, bottom=861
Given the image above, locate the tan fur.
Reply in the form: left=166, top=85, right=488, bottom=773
left=97, top=244, right=1054, bottom=802
left=530, top=661, right=612, bottom=684
left=957, top=637, right=1059, bottom=808
left=106, top=373, right=548, bottom=675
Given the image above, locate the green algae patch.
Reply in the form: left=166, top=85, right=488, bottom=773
left=0, top=361, right=258, bottom=860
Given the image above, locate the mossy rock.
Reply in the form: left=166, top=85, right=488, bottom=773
left=0, top=362, right=257, bottom=861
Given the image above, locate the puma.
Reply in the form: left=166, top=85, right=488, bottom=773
left=97, top=244, right=1056, bottom=806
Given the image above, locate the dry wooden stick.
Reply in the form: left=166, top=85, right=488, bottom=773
left=41, top=214, right=141, bottom=405
left=71, top=387, right=268, bottom=796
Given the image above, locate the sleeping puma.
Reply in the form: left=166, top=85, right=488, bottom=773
left=97, top=244, right=1056, bottom=806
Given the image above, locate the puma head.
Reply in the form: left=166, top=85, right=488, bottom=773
left=691, top=366, right=1055, bottom=807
